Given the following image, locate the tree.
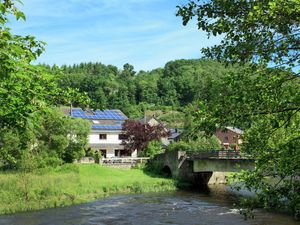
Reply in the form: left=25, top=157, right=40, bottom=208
left=120, top=63, right=136, bottom=78
left=177, top=0, right=300, bottom=67
left=142, top=140, right=164, bottom=158
left=0, top=1, right=90, bottom=169
left=121, top=120, right=169, bottom=154
left=0, top=108, right=90, bottom=168
left=177, top=0, right=300, bottom=217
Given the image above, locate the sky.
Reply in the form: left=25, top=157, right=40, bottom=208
left=9, top=0, right=221, bottom=71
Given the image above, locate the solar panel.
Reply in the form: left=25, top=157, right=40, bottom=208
left=91, top=125, right=123, bottom=130
left=71, top=108, right=127, bottom=120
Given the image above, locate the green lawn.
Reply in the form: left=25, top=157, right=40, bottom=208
left=0, top=164, right=176, bottom=215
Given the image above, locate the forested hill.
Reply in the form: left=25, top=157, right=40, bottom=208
left=42, top=59, right=237, bottom=120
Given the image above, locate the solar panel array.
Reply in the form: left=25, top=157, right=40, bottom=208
left=72, top=108, right=127, bottom=120
left=91, top=125, right=122, bottom=130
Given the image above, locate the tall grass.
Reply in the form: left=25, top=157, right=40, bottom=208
left=0, top=164, right=176, bottom=215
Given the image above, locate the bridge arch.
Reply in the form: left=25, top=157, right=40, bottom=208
left=161, top=165, right=172, bottom=177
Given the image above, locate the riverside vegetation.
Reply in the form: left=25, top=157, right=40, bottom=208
left=0, top=164, right=176, bottom=215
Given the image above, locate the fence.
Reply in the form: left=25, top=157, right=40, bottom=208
left=188, top=150, right=242, bottom=159
left=101, top=157, right=150, bottom=165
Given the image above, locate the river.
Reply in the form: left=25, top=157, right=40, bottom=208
left=0, top=187, right=297, bottom=225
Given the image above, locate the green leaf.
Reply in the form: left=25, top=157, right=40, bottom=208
left=16, top=11, right=26, bottom=21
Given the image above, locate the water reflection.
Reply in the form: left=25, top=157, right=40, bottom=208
left=0, top=188, right=297, bottom=225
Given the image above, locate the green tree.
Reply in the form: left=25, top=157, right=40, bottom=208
left=63, top=115, right=90, bottom=163
left=141, top=140, right=164, bottom=158
left=177, top=0, right=300, bottom=67
left=120, top=63, right=136, bottom=78
left=177, top=0, right=300, bottom=217
left=0, top=108, right=90, bottom=168
left=0, top=1, right=90, bottom=169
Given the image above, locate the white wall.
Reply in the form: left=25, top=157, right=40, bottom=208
left=88, top=130, right=137, bottom=158
left=89, top=132, right=122, bottom=144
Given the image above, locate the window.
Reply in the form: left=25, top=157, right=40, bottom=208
left=99, top=134, right=107, bottom=140
left=224, top=136, right=229, bottom=142
left=118, top=134, right=126, bottom=140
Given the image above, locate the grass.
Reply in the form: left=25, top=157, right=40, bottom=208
left=0, top=164, right=176, bottom=215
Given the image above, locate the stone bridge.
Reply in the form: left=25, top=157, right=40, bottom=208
left=150, top=150, right=254, bottom=185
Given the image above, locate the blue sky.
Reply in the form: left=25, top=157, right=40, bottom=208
left=9, top=0, right=221, bottom=71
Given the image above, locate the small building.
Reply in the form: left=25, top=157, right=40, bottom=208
left=167, top=128, right=182, bottom=144
left=138, top=116, right=161, bottom=126
left=69, top=108, right=137, bottom=158
left=215, top=127, right=243, bottom=150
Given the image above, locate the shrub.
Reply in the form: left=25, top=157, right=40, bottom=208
left=167, top=135, right=221, bottom=152
left=140, top=141, right=164, bottom=158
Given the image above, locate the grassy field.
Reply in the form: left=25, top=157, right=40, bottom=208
left=0, top=164, right=176, bottom=215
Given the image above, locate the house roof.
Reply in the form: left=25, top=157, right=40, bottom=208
left=138, top=116, right=159, bottom=124
left=65, top=107, right=127, bottom=131
left=226, top=127, right=244, bottom=135
left=168, top=128, right=182, bottom=139
left=71, top=108, right=127, bottom=121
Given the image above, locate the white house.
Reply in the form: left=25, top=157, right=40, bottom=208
left=70, top=108, right=137, bottom=158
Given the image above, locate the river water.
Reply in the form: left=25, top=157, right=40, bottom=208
left=0, top=188, right=298, bottom=225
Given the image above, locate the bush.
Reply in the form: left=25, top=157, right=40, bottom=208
left=167, top=135, right=221, bottom=152
left=94, top=151, right=102, bottom=163
left=0, top=127, right=23, bottom=169
left=140, top=141, right=164, bottom=158
left=167, top=141, right=191, bottom=152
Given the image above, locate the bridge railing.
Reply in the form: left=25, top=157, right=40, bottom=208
left=101, top=157, right=150, bottom=165
left=187, top=150, right=243, bottom=159
left=218, top=150, right=241, bottom=159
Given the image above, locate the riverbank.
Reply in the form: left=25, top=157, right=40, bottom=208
left=0, top=164, right=177, bottom=215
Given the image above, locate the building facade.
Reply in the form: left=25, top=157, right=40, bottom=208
left=70, top=108, right=137, bottom=158
left=215, top=127, right=243, bottom=150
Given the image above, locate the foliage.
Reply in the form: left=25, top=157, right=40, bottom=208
left=176, top=0, right=300, bottom=67
left=44, top=59, right=235, bottom=120
left=167, top=135, right=221, bottom=152
left=122, top=120, right=169, bottom=153
left=167, top=141, right=191, bottom=152
left=85, top=149, right=102, bottom=163
left=139, top=140, right=164, bottom=158
left=0, top=108, right=90, bottom=169
left=177, top=0, right=300, bottom=217
left=0, top=127, right=22, bottom=168
left=1, top=1, right=47, bottom=129
left=36, top=108, right=90, bottom=164
left=0, top=1, right=91, bottom=170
